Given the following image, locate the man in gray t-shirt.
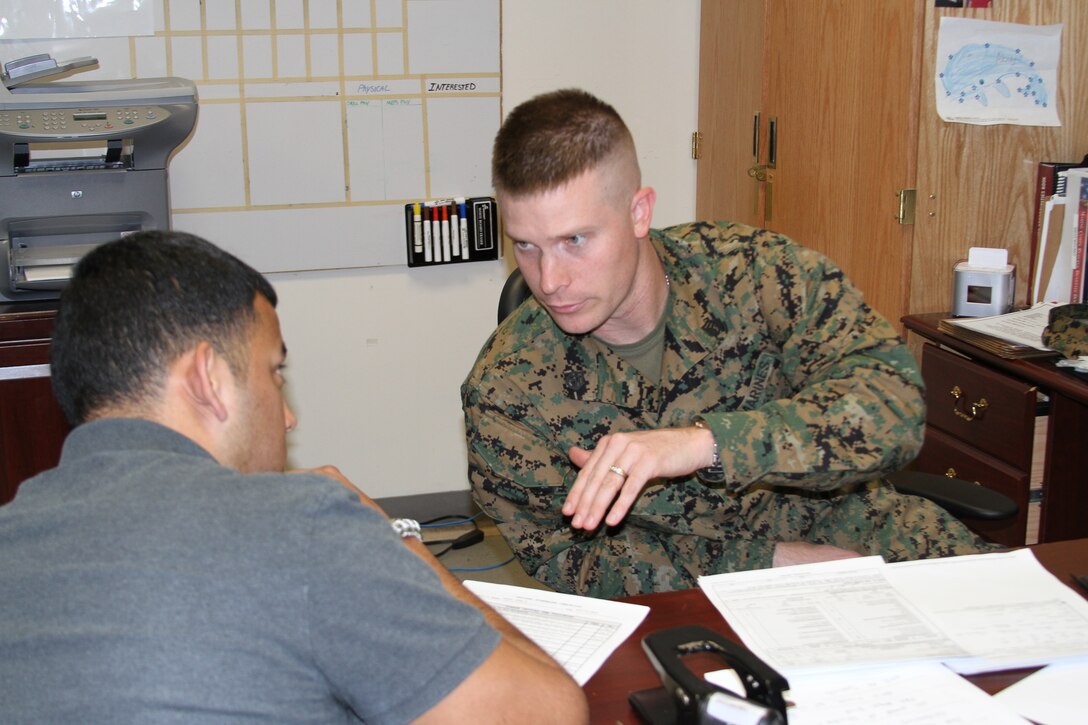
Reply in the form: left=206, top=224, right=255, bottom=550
left=0, top=231, right=587, bottom=724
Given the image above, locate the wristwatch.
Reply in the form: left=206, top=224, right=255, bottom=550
left=692, top=418, right=726, bottom=483
left=390, top=518, right=423, bottom=541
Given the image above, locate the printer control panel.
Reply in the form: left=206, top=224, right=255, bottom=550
left=0, top=104, right=174, bottom=139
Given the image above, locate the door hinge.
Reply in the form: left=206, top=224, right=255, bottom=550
left=896, top=188, right=916, bottom=225
left=691, top=131, right=702, bottom=160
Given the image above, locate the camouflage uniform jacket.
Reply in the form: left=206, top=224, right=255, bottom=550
left=462, top=221, right=931, bottom=597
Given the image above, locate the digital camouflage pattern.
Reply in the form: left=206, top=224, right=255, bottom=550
left=1042, top=303, right=1088, bottom=358
left=462, top=222, right=990, bottom=598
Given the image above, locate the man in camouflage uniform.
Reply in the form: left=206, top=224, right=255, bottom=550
left=462, top=89, right=988, bottom=598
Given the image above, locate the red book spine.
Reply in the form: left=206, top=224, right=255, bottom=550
left=1074, top=189, right=1088, bottom=304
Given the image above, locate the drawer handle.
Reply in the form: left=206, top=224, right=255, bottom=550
left=944, top=468, right=981, bottom=485
left=949, top=385, right=988, bottom=422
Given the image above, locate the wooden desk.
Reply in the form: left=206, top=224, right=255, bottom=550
left=903, top=313, right=1088, bottom=543
left=0, top=302, right=68, bottom=504
left=584, top=538, right=1088, bottom=724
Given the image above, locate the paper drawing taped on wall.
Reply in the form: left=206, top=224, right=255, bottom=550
left=934, top=16, right=1061, bottom=127
left=939, top=43, right=1047, bottom=109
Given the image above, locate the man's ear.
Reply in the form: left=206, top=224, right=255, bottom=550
left=630, top=185, right=656, bottom=238
left=184, top=341, right=231, bottom=423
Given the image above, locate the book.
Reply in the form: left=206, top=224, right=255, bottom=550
left=1028, top=157, right=1088, bottom=301
left=1060, top=168, right=1088, bottom=304
left=1031, top=194, right=1066, bottom=304
left=1074, top=171, right=1088, bottom=303
left=937, top=302, right=1060, bottom=359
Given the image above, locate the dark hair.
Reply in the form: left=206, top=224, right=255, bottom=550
left=492, top=88, right=637, bottom=196
left=50, top=230, right=277, bottom=425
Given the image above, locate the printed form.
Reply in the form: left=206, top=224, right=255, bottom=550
left=698, top=556, right=965, bottom=674
left=698, top=549, right=1088, bottom=676
left=464, top=580, right=649, bottom=685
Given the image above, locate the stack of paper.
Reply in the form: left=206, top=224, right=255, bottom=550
left=938, top=302, right=1060, bottom=358
left=698, top=549, right=1088, bottom=724
left=699, top=549, right=1088, bottom=676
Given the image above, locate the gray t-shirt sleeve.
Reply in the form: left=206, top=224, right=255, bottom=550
left=303, top=485, right=501, bottom=724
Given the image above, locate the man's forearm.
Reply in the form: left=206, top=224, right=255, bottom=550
left=400, top=537, right=562, bottom=668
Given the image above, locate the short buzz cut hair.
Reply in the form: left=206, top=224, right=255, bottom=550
left=50, top=230, right=277, bottom=426
left=491, top=88, right=638, bottom=196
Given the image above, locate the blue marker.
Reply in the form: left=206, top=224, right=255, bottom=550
left=456, top=197, right=470, bottom=258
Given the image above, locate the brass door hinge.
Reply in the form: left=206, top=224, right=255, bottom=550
left=691, top=131, right=702, bottom=160
left=896, top=188, right=916, bottom=225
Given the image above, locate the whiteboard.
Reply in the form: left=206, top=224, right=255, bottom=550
left=0, top=0, right=501, bottom=272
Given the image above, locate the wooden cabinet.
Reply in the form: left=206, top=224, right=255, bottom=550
left=905, top=313, right=1088, bottom=546
left=0, top=304, right=68, bottom=505
left=697, top=1, right=1088, bottom=327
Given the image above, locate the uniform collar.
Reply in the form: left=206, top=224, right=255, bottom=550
left=558, top=231, right=725, bottom=414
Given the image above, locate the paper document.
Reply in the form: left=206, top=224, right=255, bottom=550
left=698, top=549, right=1088, bottom=676
left=884, top=549, right=1088, bottom=674
left=944, top=301, right=1059, bottom=351
left=463, top=580, right=648, bottom=685
left=708, top=661, right=1028, bottom=725
left=993, top=657, right=1088, bottom=725
left=698, top=556, right=965, bottom=674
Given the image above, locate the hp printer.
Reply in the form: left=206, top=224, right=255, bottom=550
left=0, top=54, right=197, bottom=302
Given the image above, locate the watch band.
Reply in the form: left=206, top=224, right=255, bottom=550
left=693, top=418, right=726, bottom=483
left=390, top=518, right=423, bottom=541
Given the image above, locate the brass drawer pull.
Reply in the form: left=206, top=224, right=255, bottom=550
left=944, top=468, right=981, bottom=485
left=949, top=385, right=988, bottom=422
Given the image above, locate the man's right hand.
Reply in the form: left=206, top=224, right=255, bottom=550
left=563, top=424, right=718, bottom=531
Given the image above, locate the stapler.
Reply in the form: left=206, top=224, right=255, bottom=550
left=629, top=625, right=789, bottom=725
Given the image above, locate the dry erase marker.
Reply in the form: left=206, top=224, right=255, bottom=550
left=430, top=202, right=442, bottom=260
left=422, top=204, right=433, bottom=263
left=449, top=201, right=461, bottom=258
left=456, top=197, right=470, bottom=258
left=441, top=204, right=452, bottom=261
left=412, top=202, right=423, bottom=255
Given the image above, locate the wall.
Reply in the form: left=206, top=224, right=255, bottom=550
left=282, top=0, right=699, bottom=497
left=1, top=0, right=699, bottom=497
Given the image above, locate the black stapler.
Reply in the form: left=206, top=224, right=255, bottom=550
left=629, top=625, right=789, bottom=725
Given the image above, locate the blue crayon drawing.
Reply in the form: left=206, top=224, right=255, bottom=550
left=938, top=42, right=1048, bottom=108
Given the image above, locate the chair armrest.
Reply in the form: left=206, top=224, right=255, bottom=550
left=886, top=470, right=1019, bottom=521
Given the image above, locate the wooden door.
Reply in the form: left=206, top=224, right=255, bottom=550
left=696, top=0, right=764, bottom=227
left=697, top=0, right=923, bottom=329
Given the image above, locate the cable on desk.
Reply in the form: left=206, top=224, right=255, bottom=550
left=420, top=512, right=486, bottom=558
left=421, top=512, right=483, bottom=527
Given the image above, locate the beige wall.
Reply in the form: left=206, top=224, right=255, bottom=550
left=277, top=0, right=700, bottom=496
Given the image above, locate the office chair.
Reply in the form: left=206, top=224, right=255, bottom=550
left=497, top=266, right=533, bottom=326
left=495, top=267, right=1018, bottom=525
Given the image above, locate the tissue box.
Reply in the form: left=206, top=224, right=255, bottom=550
left=953, top=262, right=1015, bottom=317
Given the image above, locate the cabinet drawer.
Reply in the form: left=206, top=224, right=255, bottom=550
left=913, top=425, right=1028, bottom=547
left=921, top=344, right=1036, bottom=470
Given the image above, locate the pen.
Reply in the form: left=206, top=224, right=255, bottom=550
left=456, top=197, right=469, bottom=259
left=422, top=204, right=433, bottom=263
left=441, top=204, right=452, bottom=262
left=412, top=202, right=423, bottom=256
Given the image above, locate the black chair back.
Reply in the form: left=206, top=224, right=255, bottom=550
left=497, top=268, right=532, bottom=325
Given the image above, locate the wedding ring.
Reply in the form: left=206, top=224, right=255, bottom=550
left=608, top=465, right=628, bottom=479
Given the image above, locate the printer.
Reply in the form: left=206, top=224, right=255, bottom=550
left=0, top=54, right=197, bottom=302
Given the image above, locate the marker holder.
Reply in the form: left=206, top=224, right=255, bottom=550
left=404, top=196, right=500, bottom=267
